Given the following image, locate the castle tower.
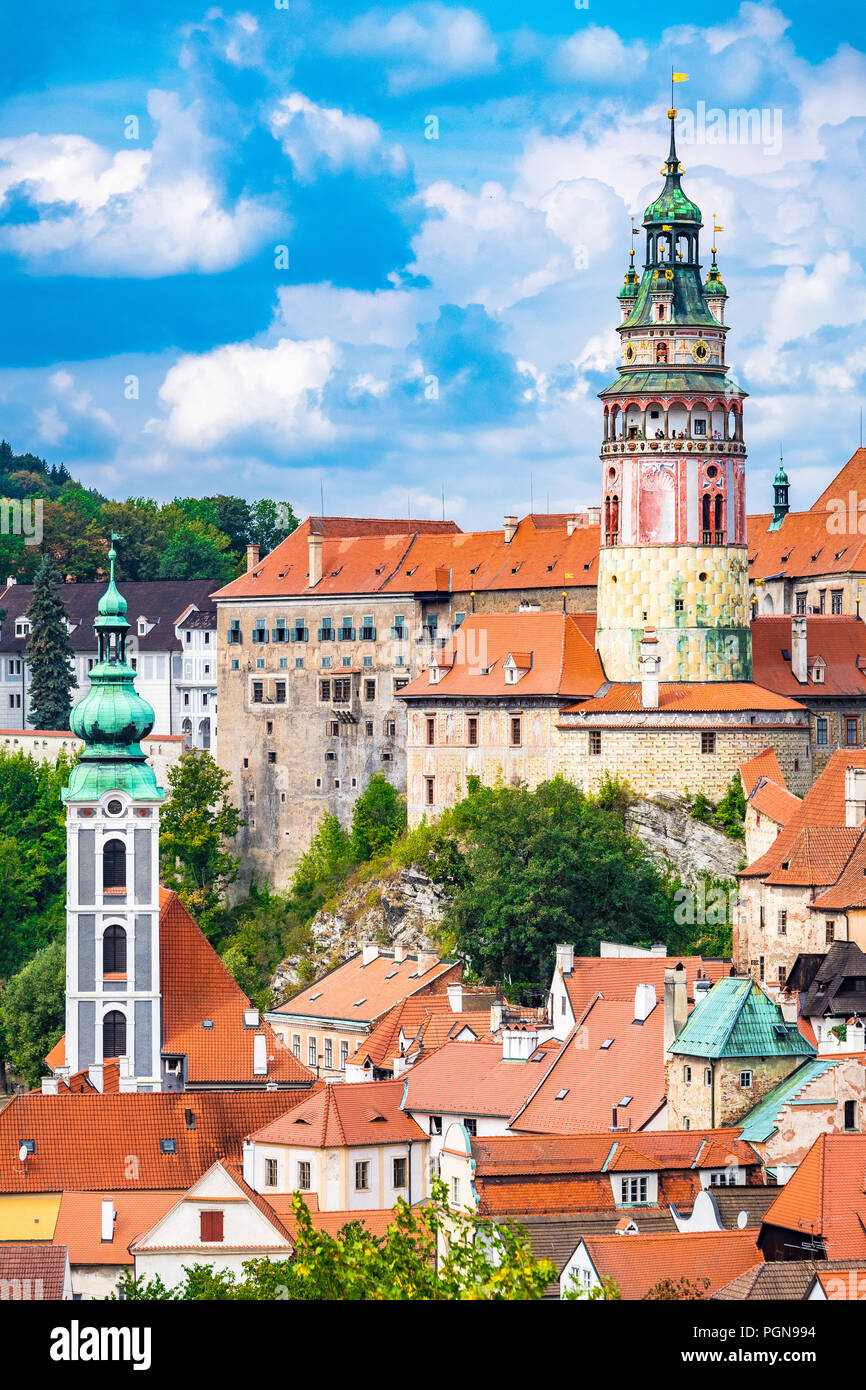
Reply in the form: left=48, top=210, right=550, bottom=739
left=62, top=548, right=165, bottom=1090
left=596, top=110, right=751, bottom=684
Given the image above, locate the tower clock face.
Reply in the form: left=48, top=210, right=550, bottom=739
left=623, top=343, right=636, bottom=365
left=692, top=339, right=710, bottom=363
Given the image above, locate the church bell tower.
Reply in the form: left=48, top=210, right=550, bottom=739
left=595, top=109, right=751, bottom=684
left=62, top=548, right=165, bottom=1090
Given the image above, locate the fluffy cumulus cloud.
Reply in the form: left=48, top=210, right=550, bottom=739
left=552, top=26, right=648, bottom=80
left=330, top=3, right=497, bottom=94
left=32, top=370, right=119, bottom=456
left=0, top=90, right=278, bottom=276
left=268, top=92, right=405, bottom=181
left=151, top=336, right=341, bottom=452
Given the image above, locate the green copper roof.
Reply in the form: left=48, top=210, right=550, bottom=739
left=599, top=368, right=745, bottom=398
left=668, top=977, right=816, bottom=1060
left=62, top=546, right=164, bottom=804
left=774, top=462, right=789, bottom=486
left=621, top=264, right=720, bottom=330
left=618, top=267, right=640, bottom=300
left=737, top=1060, right=841, bottom=1144
left=704, top=265, right=728, bottom=297
left=643, top=115, right=702, bottom=227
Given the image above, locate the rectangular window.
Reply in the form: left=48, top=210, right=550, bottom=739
left=826, top=919, right=835, bottom=944
left=354, top=1161, right=370, bottom=1192
left=318, top=619, right=334, bottom=641
left=324, top=1039, right=333, bottom=1068
left=265, top=1158, right=278, bottom=1188
left=619, top=1176, right=647, bottom=1204
left=589, top=730, right=602, bottom=756
left=385, top=719, right=396, bottom=737
left=252, top=682, right=263, bottom=704
left=701, top=732, right=716, bottom=754
left=291, top=1034, right=301, bottom=1058
left=463, top=1117, right=477, bottom=1136
left=391, top=616, right=407, bottom=640
left=275, top=681, right=286, bottom=703
left=295, top=657, right=303, bottom=669
left=392, top=1157, right=407, bottom=1189
left=429, top=1115, right=443, bottom=1135
left=320, top=679, right=331, bottom=702
left=674, top=598, right=684, bottom=613
left=778, top=964, right=787, bottom=986
left=425, top=776, right=435, bottom=807
left=818, top=590, right=826, bottom=614
left=467, top=715, right=478, bottom=746
left=705, top=1068, right=712, bottom=1086
left=832, top=590, right=843, bottom=615
left=739, top=1070, right=753, bottom=1088
left=227, top=619, right=242, bottom=644
left=451, top=1176, right=460, bottom=1205
left=426, top=717, right=436, bottom=746
left=307, top=1037, right=317, bottom=1067
left=252, top=619, right=268, bottom=643
left=340, top=1040, right=349, bottom=1069
left=795, top=592, right=806, bottom=614
left=683, top=1065, right=692, bottom=1083
left=338, top=618, right=355, bottom=641
left=816, top=716, right=828, bottom=746
left=777, top=910, right=787, bottom=936
left=200, top=1210, right=224, bottom=1242
left=297, top=1161, right=311, bottom=1191
left=360, top=618, right=376, bottom=641
left=759, top=955, right=765, bottom=982
left=364, top=679, right=376, bottom=701
left=847, top=717, right=859, bottom=746
left=291, top=621, right=308, bottom=643
left=844, top=1100, right=857, bottom=1131
left=510, top=716, right=522, bottom=747
left=365, top=720, right=373, bottom=736
left=759, top=904, right=765, bottom=928
left=333, top=678, right=351, bottom=703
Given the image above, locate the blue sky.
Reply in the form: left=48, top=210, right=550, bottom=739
left=0, top=0, right=864, bottom=524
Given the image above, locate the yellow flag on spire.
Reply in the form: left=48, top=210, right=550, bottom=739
left=672, top=72, right=689, bottom=81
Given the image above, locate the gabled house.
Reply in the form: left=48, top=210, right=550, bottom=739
left=344, top=984, right=498, bottom=1082
left=739, top=747, right=801, bottom=863
left=565, top=1229, right=762, bottom=1301
left=51, top=1190, right=178, bottom=1299
left=0, top=1245, right=72, bottom=1301
left=737, top=1057, right=865, bottom=1178
left=787, top=941, right=866, bottom=1054
left=759, top=1133, right=866, bottom=1261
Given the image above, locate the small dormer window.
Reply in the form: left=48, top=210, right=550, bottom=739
left=138, top=619, right=148, bottom=636
left=812, top=661, right=825, bottom=683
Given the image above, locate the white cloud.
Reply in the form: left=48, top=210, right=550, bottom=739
left=151, top=336, right=340, bottom=451
left=33, top=369, right=118, bottom=452
left=763, top=252, right=866, bottom=350
left=664, top=2, right=790, bottom=56
left=275, top=284, right=427, bottom=348
left=552, top=26, right=647, bottom=80
left=331, top=3, right=497, bottom=94
left=269, top=92, right=405, bottom=181
left=0, top=89, right=278, bottom=276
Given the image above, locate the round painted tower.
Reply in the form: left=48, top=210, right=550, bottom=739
left=595, top=109, right=751, bottom=684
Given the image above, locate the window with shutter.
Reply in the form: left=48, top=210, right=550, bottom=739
left=200, top=1209, right=224, bottom=1242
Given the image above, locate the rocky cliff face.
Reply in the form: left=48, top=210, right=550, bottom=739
left=627, top=794, right=744, bottom=883
left=270, top=867, right=448, bottom=1002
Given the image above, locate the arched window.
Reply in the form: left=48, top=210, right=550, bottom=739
left=103, top=925, right=127, bottom=975
left=702, top=494, right=712, bottom=541
left=714, top=493, right=724, bottom=539
left=199, top=718, right=211, bottom=750
left=103, top=838, right=126, bottom=890
left=103, top=1010, right=126, bottom=1058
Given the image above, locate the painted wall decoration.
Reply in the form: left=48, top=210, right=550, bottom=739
left=638, top=460, right=677, bottom=543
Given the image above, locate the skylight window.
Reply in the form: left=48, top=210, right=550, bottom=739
left=555, top=1089, right=570, bottom=1101
left=309, top=991, right=323, bottom=1001
left=620, top=1096, right=632, bottom=1106
left=202, top=1019, right=214, bottom=1029
left=529, top=1050, right=546, bottom=1062
left=353, top=997, right=367, bottom=1007
left=384, top=970, right=399, bottom=980
left=160, top=1139, right=177, bottom=1154
left=601, top=1038, right=614, bottom=1049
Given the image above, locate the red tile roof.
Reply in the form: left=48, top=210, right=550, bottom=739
left=752, top=616, right=866, bottom=698
left=250, top=1079, right=427, bottom=1148
left=278, top=1205, right=400, bottom=1241
left=762, top=826, right=864, bottom=886
left=402, top=1041, right=558, bottom=1118
left=273, top=950, right=459, bottom=1025
left=741, top=749, right=866, bottom=879
left=811, top=834, right=866, bottom=909
left=561, top=955, right=731, bottom=1022
left=740, top=747, right=785, bottom=796
left=349, top=993, right=491, bottom=1070
left=563, top=682, right=806, bottom=714
left=761, top=1133, right=866, bottom=1258
left=749, top=779, right=801, bottom=826
left=53, top=1190, right=178, bottom=1266
left=580, top=1230, right=762, bottom=1300
left=0, top=1245, right=69, bottom=1299
left=0, top=1090, right=315, bottom=1192
left=399, top=612, right=603, bottom=700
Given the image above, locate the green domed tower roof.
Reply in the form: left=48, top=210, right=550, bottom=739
left=618, top=247, right=640, bottom=301
left=62, top=547, right=164, bottom=804
left=642, top=113, right=702, bottom=227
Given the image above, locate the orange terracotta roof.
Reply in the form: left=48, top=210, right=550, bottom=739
left=740, top=747, right=785, bottom=796
left=580, top=1230, right=762, bottom=1300
left=563, top=682, right=806, bottom=714
left=273, top=950, right=458, bottom=1025
left=810, top=448, right=866, bottom=512
left=0, top=1089, right=315, bottom=1192
left=561, top=955, right=731, bottom=1021
left=741, top=749, right=866, bottom=879
left=349, top=993, right=489, bottom=1070
left=752, top=616, right=866, bottom=698
left=279, top=1205, right=400, bottom=1241
left=749, top=779, right=800, bottom=826
left=811, top=835, right=866, bottom=910
left=762, top=1134, right=866, bottom=1258
left=0, top=1245, right=69, bottom=1299
left=510, top=1000, right=667, bottom=1135
left=401, top=1040, right=559, bottom=1117
left=53, top=1190, right=178, bottom=1266
left=250, top=1079, right=426, bottom=1148
left=44, top=1038, right=65, bottom=1071
left=762, top=826, right=864, bottom=886
left=399, top=612, right=603, bottom=701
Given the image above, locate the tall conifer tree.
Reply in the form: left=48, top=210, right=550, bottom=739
left=24, top=555, right=76, bottom=730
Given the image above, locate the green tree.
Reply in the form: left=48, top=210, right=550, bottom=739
left=24, top=554, right=77, bottom=730
left=350, top=773, right=406, bottom=861
left=643, top=1274, right=711, bottom=1300
left=0, top=938, right=65, bottom=1087
left=160, top=749, right=243, bottom=936
left=713, top=774, right=746, bottom=839
left=115, top=1180, right=555, bottom=1301
left=248, top=499, right=298, bottom=554
left=157, top=521, right=235, bottom=583
left=287, top=813, right=356, bottom=925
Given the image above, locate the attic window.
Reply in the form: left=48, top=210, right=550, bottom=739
left=243, top=1010, right=260, bottom=1027
left=583, top=562, right=593, bottom=570
left=511, top=562, right=523, bottom=574
left=309, top=991, right=323, bottom=1001
left=353, top=997, right=367, bottom=1007
left=20, top=1140, right=35, bottom=1155
left=555, top=1089, right=570, bottom=1101
left=546, top=563, right=556, bottom=572
left=330, top=567, right=343, bottom=577
left=384, top=970, right=399, bottom=980
left=406, top=566, right=418, bottom=576
left=773, top=1024, right=788, bottom=1037
left=160, top=1139, right=177, bottom=1154
left=811, top=550, right=822, bottom=562
left=202, top=1019, right=214, bottom=1030
left=620, top=1096, right=633, bottom=1106
left=781, top=648, right=790, bottom=661
left=781, top=861, right=790, bottom=870
left=529, top=1050, right=546, bottom=1062
left=835, top=548, right=848, bottom=561
left=601, top=1038, right=614, bottom=1050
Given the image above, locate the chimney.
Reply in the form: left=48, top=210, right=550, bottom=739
left=586, top=506, right=600, bottom=526
left=502, top=1026, right=539, bottom=1061
left=246, top=544, right=260, bottom=573
left=489, top=1001, right=504, bottom=1034
left=118, top=1077, right=137, bottom=1094
left=634, top=982, right=657, bottom=1022
left=447, top=982, right=463, bottom=1013
left=361, top=942, right=379, bottom=967
left=242, top=1139, right=255, bottom=1188
left=639, top=627, right=660, bottom=709
left=845, top=766, right=866, bottom=827
left=308, top=532, right=323, bottom=587
left=504, top=515, right=518, bottom=544
left=791, top=614, right=807, bottom=683
left=41, top=1076, right=59, bottom=1096
left=416, top=950, right=438, bottom=974
left=611, top=1106, right=618, bottom=1129
left=101, top=1199, right=115, bottom=1244
left=567, top=515, right=580, bottom=536
left=555, top=943, right=575, bottom=976
left=6, top=577, right=15, bottom=586
left=88, top=1063, right=104, bottom=1094
left=393, top=943, right=407, bottom=964
left=663, top=965, right=688, bottom=1051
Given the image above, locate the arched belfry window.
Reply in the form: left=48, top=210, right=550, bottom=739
left=103, top=838, right=126, bottom=890
left=103, top=1010, right=126, bottom=1058
left=103, top=925, right=127, bottom=975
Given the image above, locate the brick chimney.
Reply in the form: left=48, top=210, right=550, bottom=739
left=246, top=544, right=260, bottom=573
left=639, top=627, right=660, bottom=709
left=791, top=614, right=807, bottom=683
left=663, top=964, right=688, bottom=1051
left=308, top=532, right=323, bottom=587
left=504, top=515, right=518, bottom=544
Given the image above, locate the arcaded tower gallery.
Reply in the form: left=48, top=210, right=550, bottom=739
left=595, top=106, right=751, bottom=684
